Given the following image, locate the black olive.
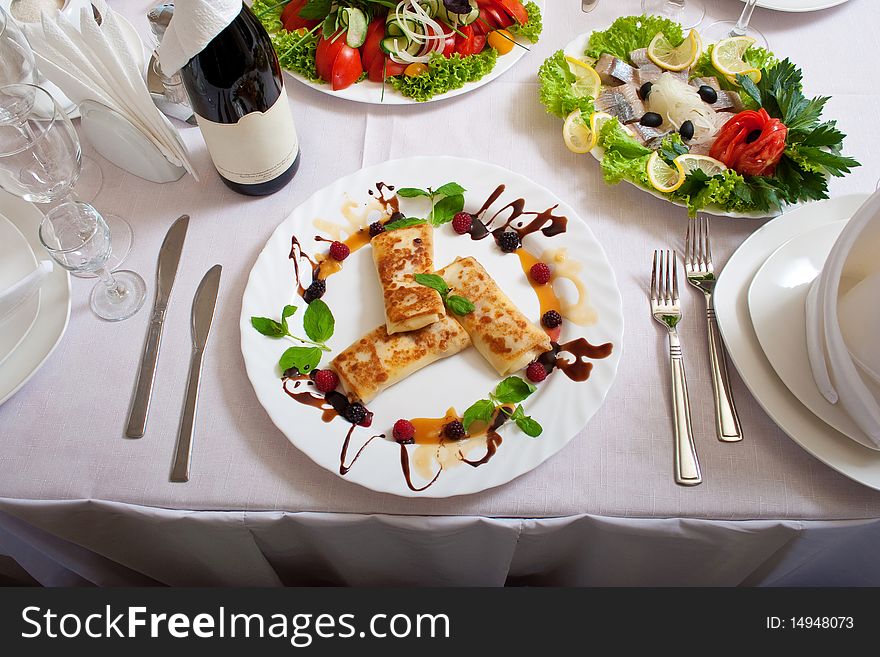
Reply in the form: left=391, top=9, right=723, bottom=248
left=698, top=85, right=718, bottom=104
left=638, top=81, right=653, bottom=101
left=679, top=120, right=695, bottom=141
left=640, top=112, right=663, bottom=128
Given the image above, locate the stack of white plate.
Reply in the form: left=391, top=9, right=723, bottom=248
left=0, top=188, right=70, bottom=406
left=715, top=193, right=880, bottom=490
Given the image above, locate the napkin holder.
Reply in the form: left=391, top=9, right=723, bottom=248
left=78, top=100, right=186, bottom=184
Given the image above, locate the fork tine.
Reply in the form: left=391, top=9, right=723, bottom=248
left=664, top=250, right=671, bottom=303
left=651, top=250, right=659, bottom=301
left=703, top=214, right=713, bottom=266
left=685, top=216, right=693, bottom=267
left=672, top=250, right=679, bottom=301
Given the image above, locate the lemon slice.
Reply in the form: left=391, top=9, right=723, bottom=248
left=563, top=110, right=595, bottom=154
left=646, top=152, right=685, bottom=193
left=711, top=36, right=762, bottom=84
left=589, top=111, right=636, bottom=140
left=675, top=154, right=728, bottom=177
left=565, top=57, right=602, bottom=99
left=647, top=30, right=701, bottom=72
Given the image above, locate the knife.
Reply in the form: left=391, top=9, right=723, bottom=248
left=581, top=0, right=599, bottom=11
left=126, top=214, right=189, bottom=439
left=170, top=264, right=222, bottom=483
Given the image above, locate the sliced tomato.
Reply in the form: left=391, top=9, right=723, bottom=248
left=315, top=31, right=347, bottom=82
left=455, top=24, right=476, bottom=56
left=281, top=0, right=318, bottom=32
left=709, top=109, right=788, bottom=176
left=473, top=34, right=487, bottom=54
left=360, top=17, right=385, bottom=71
left=330, top=45, right=363, bottom=91
left=367, top=56, right=406, bottom=83
left=477, top=5, right=508, bottom=30
left=492, top=0, right=529, bottom=26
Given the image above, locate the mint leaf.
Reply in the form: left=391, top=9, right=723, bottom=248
left=494, top=377, right=536, bottom=404
left=414, top=273, right=449, bottom=296
left=302, top=299, right=334, bottom=343
left=279, top=346, right=322, bottom=374
left=462, top=399, right=495, bottom=431
left=396, top=187, right=430, bottom=198
left=516, top=415, right=543, bottom=437
left=434, top=182, right=466, bottom=197
left=385, top=217, right=427, bottom=231
left=281, top=304, right=297, bottom=333
left=430, top=194, right=465, bottom=226
left=251, top=316, right=286, bottom=338
left=446, top=294, right=475, bottom=316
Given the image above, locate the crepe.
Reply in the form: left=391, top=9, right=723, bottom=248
left=372, top=224, right=445, bottom=334
left=330, top=314, right=471, bottom=403
left=437, top=256, right=552, bottom=376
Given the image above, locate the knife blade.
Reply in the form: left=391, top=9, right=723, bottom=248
left=170, top=264, right=222, bottom=483
left=581, top=0, right=599, bottom=11
left=125, top=214, right=189, bottom=438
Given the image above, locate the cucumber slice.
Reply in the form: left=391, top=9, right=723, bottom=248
left=344, top=8, right=368, bottom=48
left=380, top=36, right=401, bottom=55
left=421, top=0, right=442, bottom=17
left=460, top=6, right=480, bottom=26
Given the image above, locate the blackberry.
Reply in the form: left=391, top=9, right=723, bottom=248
left=304, top=279, right=326, bottom=303
left=444, top=420, right=466, bottom=440
left=542, top=310, right=563, bottom=329
left=343, top=402, right=367, bottom=425
left=497, top=231, right=521, bottom=253
left=369, top=221, right=386, bottom=237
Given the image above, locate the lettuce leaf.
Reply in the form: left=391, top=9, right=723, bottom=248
left=538, top=50, right=596, bottom=118
left=597, top=118, right=651, bottom=158
left=390, top=50, right=497, bottom=102
left=254, top=0, right=322, bottom=82
left=584, top=14, right=683, bottom=60
left=508, top=1, right=542, bottom=44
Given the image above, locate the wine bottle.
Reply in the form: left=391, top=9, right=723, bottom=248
left=179, top=2, right=299, bottom=196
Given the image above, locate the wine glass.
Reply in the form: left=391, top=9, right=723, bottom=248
left=701, top=0, right=768, bottom=49
left=0, top=82, right=131, bottom=277
left=641, top=1, right=705, bottom=30
left=0, top=83, right=145, bottom=320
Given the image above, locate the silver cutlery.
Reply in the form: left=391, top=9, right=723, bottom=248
left=126, top=214, right=189, bottom=438
left=581, top=0, right=600, bottom=11
left=170, top=264, right=222, bottom=483
left=685, top=215, right=743, bottom=443
left=651, top=250, right=702, bottom=486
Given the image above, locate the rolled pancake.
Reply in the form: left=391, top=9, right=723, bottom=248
left=330, top=314, right=471, bottom=403
left=372, top=224, right=445, bottom=334
left=437, top=256, right=552, bottom=376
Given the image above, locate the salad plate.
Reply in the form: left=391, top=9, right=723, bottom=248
left=255, top=0, right=544, bottom=105
left=739, top=0, right=851, bottom=12
left=0, top=189, right=71, bottom=407
left=540, top=15, right=858, bottom=219
left=240, top=156, right=623, bottom=497
left=715, top=193, right=880, bottom=492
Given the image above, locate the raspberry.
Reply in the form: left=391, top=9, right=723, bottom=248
left=444, top=420, right=466, bottom=440
left=329, top=241, right=350, bottom=261
left=369, top=221, right=386, bottom=237
left=530, top=262, right=552, bottom=285
left=497, top=231, right=521, bottom=253
left=313, top=369, right=339, bottom=393
left=393, top=419, right=416, bottom=445
left=303, top=279, right=326, bottom=303
left=542, top=310, right=563, bottom=329
left=452, top=212, right=473, bottom=235
left=526, top=361, right=548, bottom=383
left=343, top=402, right=367, bottom=425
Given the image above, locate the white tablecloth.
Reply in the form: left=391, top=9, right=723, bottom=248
left=2, top=0, right=880, bottom=586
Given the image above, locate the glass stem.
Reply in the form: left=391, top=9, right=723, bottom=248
left=732, top=0, right=759, bottom=37
left=95, top=267, right=126, bottom=301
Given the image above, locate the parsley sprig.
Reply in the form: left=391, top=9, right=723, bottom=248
left=462, top=377, right=543, bottom=437
left=251, top=300, right=336, bottom=375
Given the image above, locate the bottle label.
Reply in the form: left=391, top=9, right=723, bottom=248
left=194, top=93, right=299, bottom=186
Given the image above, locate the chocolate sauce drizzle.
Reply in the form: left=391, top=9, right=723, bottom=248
left=467, top=184, right=569, bottom=246
left=538, top=338, right=614, bottom=382
left=288, top=235, right=320, bottom=300
left=400, top=444, right=442, bottom=492
left=340, top=427, right=383, bottom=475
left=460, top=411, right=509, bottom=467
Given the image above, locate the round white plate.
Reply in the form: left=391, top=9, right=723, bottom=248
left=748, top=219, right=878, bottom=450
left=562, top=32, right=772, bottom=219
left=240, top=156, right=624, bottom=497
left=281, top=0, right=544, bottom=105
left=0, top=188, right=70, bottom=406
left=739, top=0, right=850, bottom=12
left=0, top=214, right=39, bottom=366
left=715, top=193, right=880, bottom=491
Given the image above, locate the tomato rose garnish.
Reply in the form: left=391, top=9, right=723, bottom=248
left=709, top=109, right=788, bottom=177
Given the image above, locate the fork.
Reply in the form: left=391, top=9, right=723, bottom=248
left=685, top=215, right=743, bottom=443
left=651, top=250, right=702, bottom=486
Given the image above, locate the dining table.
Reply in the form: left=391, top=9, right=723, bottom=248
left=2, top=0, right=880, bottom=587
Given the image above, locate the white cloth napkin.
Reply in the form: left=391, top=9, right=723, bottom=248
left=156, top=0, right=241, bottom=76
left=21, top=0, right=196, bottom=177
left=806, top=189, right=880, bottom=446
left=0, top=260, right=52, bottom=323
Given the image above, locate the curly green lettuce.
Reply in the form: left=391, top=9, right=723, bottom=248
left=538, top=50, right=596, bottom=118
left=508, top=1, right=542, bottom=43
left=390, top=50, right=498, bottom=102
left=254, top=0, right=322, bottom=82
left=584, top=14, right=683, bottom=60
